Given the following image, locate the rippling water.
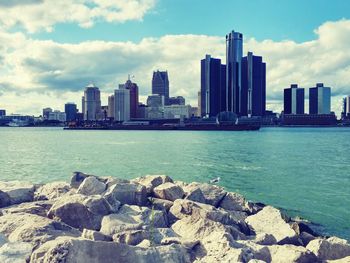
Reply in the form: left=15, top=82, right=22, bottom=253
left=1, top=127, right=349, bottom=240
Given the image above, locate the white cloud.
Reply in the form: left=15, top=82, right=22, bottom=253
left=0, top=0, right=156, bottom=33
left=0, top=19, right=350, bottom=116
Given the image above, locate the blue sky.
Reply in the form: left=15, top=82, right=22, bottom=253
left=32, top=0, right=350, bottom=43
left=0, top=0, right=349, bottom=115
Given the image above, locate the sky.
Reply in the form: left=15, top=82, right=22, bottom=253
left=0, top=0, right=350, bottom=115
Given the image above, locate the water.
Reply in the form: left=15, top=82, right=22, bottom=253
left=0, top=127, right=349, bottom=240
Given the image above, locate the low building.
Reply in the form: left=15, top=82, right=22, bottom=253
left=164, top=105, right=191, bottom=119
left=65, top=103, right=77, bottom=122
left=146, top=94, right=164, bottom=119
left=282, top=113, right=337, bottom=126
left=43, top=108, right=53, bottom=120
left=136, top=103, right=147, bottom=119
left=168, top=96, right=185, bottom=105
left=0, top=109, right=6, bottom=118
left=48, top=111, right=66, bottom=122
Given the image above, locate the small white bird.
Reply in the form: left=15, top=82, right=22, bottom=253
left=209, top=177, right=221, bottom=184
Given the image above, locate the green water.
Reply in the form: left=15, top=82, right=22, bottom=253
left=0, top=127, right=349, bottom=240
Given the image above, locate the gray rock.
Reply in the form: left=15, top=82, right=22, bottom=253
left=184, top=182, right=227, bottom=207
left=153, top=182, right=184, bottom=201
left=299, top=231, right=315, bottom=246
left=184, top=187, right=206, bottom=204
left=47, top=194, right=112, bottom=230
left=0, top=181, right=35, bottom=205
left=325, top=256, right=350, bottom=262
left=30, top=237, right=191, bottom=263
left=132, top=175, right=174, bottom=194
left=0, top=241, right=33, bottom=263
left=77, top=176, right=106, bottom=196
left=103, top=183, right=147, bottom=206
left=0, top=212, right=80, bottom=248
left=70, top=171, right=90, bottom=188
left=0, top=191, right=11, bottom=208
left=100, top=204, right=168, bottom=236
left=266, top=244, right=318, bottom=263
left=253, top=233, right=277, bottom=246
left=306, top=236, right=350, bottom=261
left=34, top=182, right=71, bottom=201
left=149, top=197, right=173, bottom=211
left=245, top=206, right=298, bottom=245
left=219, top=192, right=249, bottom=212
left=82, top=229, right=112, bottom=241
left=1, top=200, right=53, bottom=217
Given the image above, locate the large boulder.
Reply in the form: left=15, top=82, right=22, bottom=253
left=184, top=187, right=206, bottom=204
left=149, top=197, right=173, bottom=211
left=132, top=175, right=174, bottom=194
left=266, top=244, right=318, bottom=263
left=153, top=182, right=184, bottom=201
left=77, top=176, right=106, bottom=196
left=0, top=212, right=80, bottom=248
left=0, top=181, right=35, bottom=205
left=326, top=256, right=350, bottom=263
left=0, top=191, right=11, bottom=208
left=82, top=229, right=112, bottom=242
left=184, top=182, right=227, bottom=207
left=103, top=183, right=147, bottom=206
left=219, top=192, right=249, bottom=212
left=245, top=206, right=298, bottom=245
left=0, top=241, right=33, bottom=263
left=47, top=194, right=113, bottom=230
left=0, top=200, right=54, bottom=217
left=100, top=204, right=168, bottom=236
left=70, top=171, right=90, bottom=188
left=34, top=182, right=71, bottom=201
left=306, top=237, right=350, bottom=261
left=30, top=237, right=191, bottom=263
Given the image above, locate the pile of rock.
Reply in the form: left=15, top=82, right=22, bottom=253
left=0, top=173, right=349, bottom=262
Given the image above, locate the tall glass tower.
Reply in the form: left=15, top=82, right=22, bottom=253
left=226, top=30, right=243, bottom=114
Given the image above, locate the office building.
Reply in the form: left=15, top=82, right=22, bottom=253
left=107, top=95, right=115, bottom=119
left=284, top=84, right=305, bottom=114
left=347, top=96, right=350, bottom=116
left=309, top=83, right=331, bottom=114
left=152, top=70, right=169, bottom=105
left=124, top=79, right=139, bottom=119
left=168, top=96, right=185, bottom=105
left=226, top=30, right=243, bottom=114
left=146, top=94, right=164, bottom=119
left=137, top=103, right=147, bottom=119
left=42, top=108, right=52, bottom=120
left=114, top=87, right=130, bottom=122
left=163, top=105, right=191, bottom=119
left=200, top=55, right=225, bottom=117
left=65, top=103, right=77, bottom=122
left=241, top=52, right=266, bottom=117
left=82, top=83, right=101, bottom=121
left=48, top=110, right=66, bottom=122
left=197, top=91, right=201, bottom=116
left=0, top=110, right=5, bottom=118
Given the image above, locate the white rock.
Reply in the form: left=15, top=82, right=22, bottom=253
left=77, top=176, right=106, bottom=196
left=306, top=236, right=350, bottom=260
left=219, top=192, right=249, bottom=212
left=34, top=182, right=70, bottom=201
left=184, top=182, right=227, bottom=207
left=0, top=242, right=33, bottom=263
left=131, top=175, right=173, bottom=194
left=0, top=181, right=35, bottom=205
left=153, top=182, right=184, bottom=201
left=103, top=183, right=147, bottom=206
left=82, top=229, right=112, bottom=241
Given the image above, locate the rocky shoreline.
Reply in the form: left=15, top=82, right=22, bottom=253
left=0, top=173, right=349, bottom=263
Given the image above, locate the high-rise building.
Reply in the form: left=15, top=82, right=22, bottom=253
left=65, top=103, right=77, bottom=122
left=0, top=109, right=5, bottom=118
left=146, top=94, right=164, bottom=119
left=241, top=52, right=266, bottom=117
left=152, top=70, right=169, bottom=105
left=226, top=30, right=243, bottom=114
left=108, top=95, right=115, bottom=119
left=197, top=91, right=201, bottom=116
left=200, top=55, right=225, bottom=117
left=124, top=79, right=139, bottom=119
left=42, top=108, right=52, bottom=120
left=284, top=84, right=305, bottom=114
left=83, top=83, right=101, bottom=121
left=309, top=83, right=331, bottom=114
left=114, top=87, right=130, bottom=122
left=168, top=96, right=185, bottom=105
left=346, top=96, right=350, bottom=116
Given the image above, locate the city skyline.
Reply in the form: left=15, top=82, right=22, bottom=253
left=0, top=1, right=350, bottom=115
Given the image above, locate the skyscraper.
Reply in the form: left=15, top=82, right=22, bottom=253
left=83, top=83, right=101, bottom=121
left=114, top=87, right=130, bottom=122
left=226, top=30, right=243, bottom=114
left=152, top=70, right=169, bottom=105
left=200, top=55, right=225, bottom=117
left=108, top=95, right=115, bottom=119
left=284, top=84, right=305, bottom=114
left=241, top=52, right=266, bottom=117
left=346, top=96, right=350, bottom=116
left=65, top=103, right=77, bottom=122
left=124, top=79, right=139, bottom=119
left=309, top=83, right=331, bottom=114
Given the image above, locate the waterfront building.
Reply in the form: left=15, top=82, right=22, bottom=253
left=226, top=30, right=243, bottom=114
left=190, top=106, right=199, bottom=117
left=152, top=70, right=169, bottom=105
left=346, top=96, right=350, bottom=117
left=101, top=106, right=108, bottom=120
left=282, top=113, right=336, bottom=126
left=114, top=87, right=130, bottom=122
left=108, top=95, right=115, bottom=119
left=0, top=109, right=5, bottom=118
left=241, top=52, right=266, bottom=117
left=168, top=96, right=185, bottom=105
left=137, top=103, right=147, bottom=119
left=42, top=108, right=53, bottom=120
left=146, top=94, right=164, bottom=119
left=163, top=105, right=191, bottom=119
left=82, top=83, right=101, bottom=121
left=197, top=91, right=201, bottom=116
left=200, top=55, right=225, bottom=117
left=309, top=83, right=331, bottom=114
left=64, top=103, right=77, bottom=122
left=284, top=84, right=305, bottom=114
left=48, top=110, right=66, bottom=122
left=124, top=79, right=139, bottom=119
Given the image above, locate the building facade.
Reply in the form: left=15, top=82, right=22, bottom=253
left=114, top=88, right=130, bottom=122
left=146, top=94, right=164, bottom=119
left=0, top=109, right=6, bottom=117
left=82, top=83, right=101, bottom=121
left=152, top=70, right=169, bottom=105
left=226, top=30, right=243, bottom=114
left=48, top=110, right=66, bottom=122
left=163, top=105, right=191, bottom=119
left=42, top=108, right=52, bottom=120
left=124, top=79, right=139, bottom=119
left=65, top=103, right=77, bottom=122
left=108, top=95, right=115, bottom=119
left=168, top=96, right=185, bottom=105
left=241, top=52, right=266, bottom=117
left=309, top=83, right=331, bottom=114
left=284, top=84, right=305, bottom=114
left=346, top=96, right=350, bottom=116
left=200, top=55, right=225, bottom=117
